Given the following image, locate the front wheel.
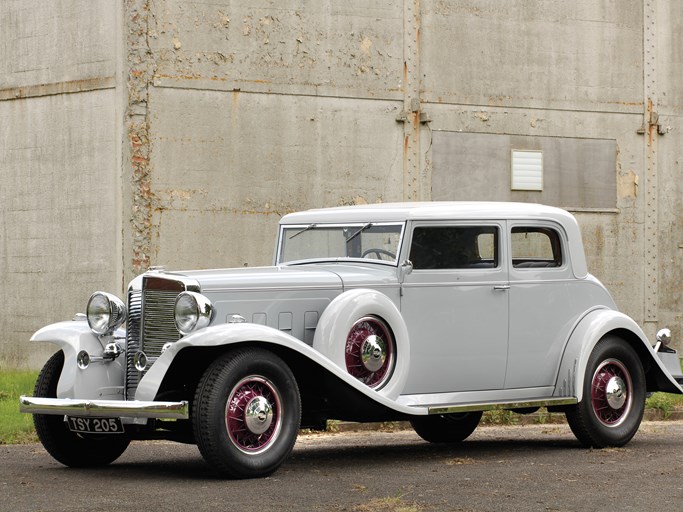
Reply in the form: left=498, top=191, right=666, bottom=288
left=410, top=411, right=483, bottom=443
left=193, top=348, right=301, bottom=478
left=565, top=337, right=646, bottom=448
left=33, top=351, right=130, bottom=467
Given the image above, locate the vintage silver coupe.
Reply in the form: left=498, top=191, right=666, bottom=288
left=21, top=202, right=683, bottom=478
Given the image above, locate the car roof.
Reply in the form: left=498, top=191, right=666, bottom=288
left=280, top=202, right=589, bottom=278
left=280, top=201, right=576, bottom=225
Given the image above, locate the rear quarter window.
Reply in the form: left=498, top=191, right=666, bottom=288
left=511, top=227, right=562, bottom=268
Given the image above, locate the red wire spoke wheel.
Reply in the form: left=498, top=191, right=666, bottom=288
left=345, top=316, right=395, bottom=389
left=226, top=376, right=282, bottom=454
left=590, top=358, right=633, bottom=427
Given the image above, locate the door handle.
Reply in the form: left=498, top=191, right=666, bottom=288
left=493, top=285, right=510, bottom=291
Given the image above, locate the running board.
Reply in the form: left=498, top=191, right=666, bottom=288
left=428, top=397, right=577, bottom=415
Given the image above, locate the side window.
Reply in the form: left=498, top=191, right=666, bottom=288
left=511, top=227, right=563, bottom=268
left=409, top=226, right=498, bottom=270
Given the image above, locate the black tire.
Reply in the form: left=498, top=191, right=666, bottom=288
left=33, top=351, right=130, bottom=467
left=410, top=411, right=483, bottom=443
left=193, top=348, right=301, bottom=479
left=565, top=337, right=646, bottom=448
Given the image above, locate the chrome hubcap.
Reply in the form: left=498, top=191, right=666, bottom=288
left=244, top=396, right=273, bottom=434
left=361, top=335, right=387, bottom=372
left=605, top=376, right=627, bottom=409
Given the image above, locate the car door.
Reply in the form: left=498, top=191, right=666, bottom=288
left=505, top=222, right=576, bottom=390
left=400, top=221, right=509, bottom=394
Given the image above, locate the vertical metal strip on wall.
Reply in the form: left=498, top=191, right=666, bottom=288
left=643, top=0, right=658, bottom=327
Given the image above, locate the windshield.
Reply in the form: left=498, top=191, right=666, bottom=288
left=278, top=223, right=404, bottom=265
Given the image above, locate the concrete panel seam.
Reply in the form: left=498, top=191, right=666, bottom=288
left=0, top=77, right=115, bottom=102
left=152, top=76, right=403, bottom=102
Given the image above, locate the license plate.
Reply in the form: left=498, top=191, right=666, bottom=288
left=66, top=417, right=125, bottom=434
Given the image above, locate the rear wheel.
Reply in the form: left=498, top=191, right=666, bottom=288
left=33, top=351, right=130, bottom=467
left=193, top=348, right=301, bottom=478
left=566, top=337, right=646, bottom=448
left=411, top=411, right=483, bottom=443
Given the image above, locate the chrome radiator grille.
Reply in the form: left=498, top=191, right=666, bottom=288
left=125, top=289, right=142, bottom=399
left=125, top=277, right=184, bottom=399
left=141, top=290, right=182, bottom=354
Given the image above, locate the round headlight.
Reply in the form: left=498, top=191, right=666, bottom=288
left=86, top=292, right=127, bottom=335
left=174, top=291, right=213, bottom=335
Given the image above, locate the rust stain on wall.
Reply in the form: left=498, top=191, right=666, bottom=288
left=617, top=170, right=639, bottom=199
left=126, top=0, right=156, bottom=274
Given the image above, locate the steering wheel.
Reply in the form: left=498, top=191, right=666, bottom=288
left=361, top=248, right=396, bottom=260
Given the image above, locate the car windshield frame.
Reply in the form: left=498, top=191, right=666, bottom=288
left=276, top=222, right=406, bottom=266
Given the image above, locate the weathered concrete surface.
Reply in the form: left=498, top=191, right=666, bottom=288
left=0, top=1, right=119, bottom=368
left=421, top=1, right=644, bottom=112
left=148, top=0, right=403, bottom=100
left=1, top=0, right=682, bottom=368
left=147, top=87, right=404, bottom=269
left=0, top=90, right=120, bottom=368
left=0, top=0, right=116, bottom=91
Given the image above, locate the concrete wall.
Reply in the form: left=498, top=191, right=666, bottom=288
left=421, top=0, right=649, bottom=326
left=1, top=0, right=681, bottom=368
left=0, top=1, right=120, bottom=368
left=130, top=0, right=407, bottom=274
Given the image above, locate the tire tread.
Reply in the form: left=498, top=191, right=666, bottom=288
left=193, top=347, right=301, bottom=478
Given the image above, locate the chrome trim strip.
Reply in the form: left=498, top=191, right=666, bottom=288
left=19, top=396, right=189, bottom=419
left=206, top=284, right=344, bottom=293
left=427, top=397, right=577, bottom=415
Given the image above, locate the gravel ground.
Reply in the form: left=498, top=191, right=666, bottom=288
left=2, top=420, right=682, bottom=512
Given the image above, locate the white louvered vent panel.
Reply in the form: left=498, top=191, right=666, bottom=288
left=511, top=150, right=543, bottom=191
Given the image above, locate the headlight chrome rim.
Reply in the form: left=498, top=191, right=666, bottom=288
left=86, top=292, right=127, bottom=336
left=174, top=291, right=214, bottom=335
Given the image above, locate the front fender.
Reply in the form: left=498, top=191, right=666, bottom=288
left=554, top=308, right=683, bottom=402
left=135, top=322, right=422, bottom=415
left=30, top=320, right=125, bottom=400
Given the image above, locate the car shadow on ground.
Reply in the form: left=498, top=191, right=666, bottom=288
left=37, top=434, right=583, bottom=482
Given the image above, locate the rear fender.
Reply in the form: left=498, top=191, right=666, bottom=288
left=555, top=308, right=683, bottom=402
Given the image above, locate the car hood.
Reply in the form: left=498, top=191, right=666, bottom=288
left=157, top=263, right=399, bottom=292
left=163, top=265, right=344, bottom=292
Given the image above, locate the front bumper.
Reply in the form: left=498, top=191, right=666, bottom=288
left=19, top=396, right=189, bottom=420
